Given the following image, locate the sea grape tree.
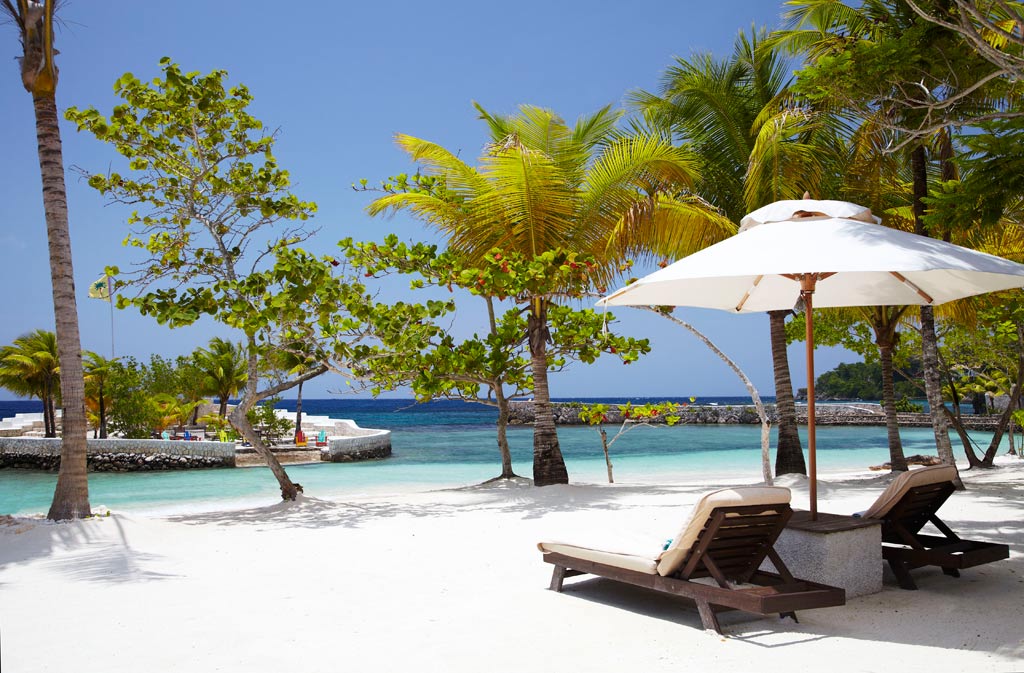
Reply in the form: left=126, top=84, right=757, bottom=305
left=66, top=59, right=443, bottom=500
left=579, top=401, right=684, bottom=483
left=343, top=236, right=650, bottom=480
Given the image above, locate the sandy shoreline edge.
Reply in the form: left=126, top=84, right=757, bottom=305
left=1, top=458, right=1021, bottom=672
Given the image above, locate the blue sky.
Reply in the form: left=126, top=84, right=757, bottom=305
left=0, top=0, right=856, bottom=400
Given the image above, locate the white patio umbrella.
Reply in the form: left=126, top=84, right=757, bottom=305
left=600, top=199, right=1024, bottom=517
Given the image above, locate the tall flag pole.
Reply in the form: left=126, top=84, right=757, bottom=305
left=88, top=275, right=115, bottom=358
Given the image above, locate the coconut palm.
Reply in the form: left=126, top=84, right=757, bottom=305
left=368, top=104, right=733, bottom=485
left=772, top=0, right=1018, bottom=474
left=631, top=28, right=846, bottom=476
left=193, top=338, right=248, bottom=418
left=272, top=344, right=321, bottom=436
left=82, top=351, right=114, bottom=439
left=0, top=329, right=60, bottom=436
left=3, top=0, right=91, bottom=519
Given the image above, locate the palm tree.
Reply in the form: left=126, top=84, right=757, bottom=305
left=4, top=0, right=91, bottom=519
left=632, top=28, right=845, bottom=476
left=772, top=0, right=1011, bottom=475
left=272, top=343, right=322, bottom=436
left=368, top=104, right=733, bottom=485
left=194, top=338, right=248, bottom=418
left=82, top=351, right=114, bottom=439
left=0, top=329, right=60, bottom=436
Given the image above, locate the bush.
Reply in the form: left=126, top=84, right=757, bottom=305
left=894, top=396, right=924, bottom=413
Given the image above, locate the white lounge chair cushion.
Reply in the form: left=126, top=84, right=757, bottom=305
left=862, top=464, right=958, bottom=520
left=656, top=487, right=791, bottom=577
left=537, top=541, right=660, bottom=575
left=538, top=486, right=791, bottom=578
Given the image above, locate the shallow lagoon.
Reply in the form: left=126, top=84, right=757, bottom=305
left=1, top=422, right=1008, bottom=516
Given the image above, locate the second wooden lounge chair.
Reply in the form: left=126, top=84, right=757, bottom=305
left=861, top=464, right=1010, bottom=590
left=537, top=487, right=845, bottom=634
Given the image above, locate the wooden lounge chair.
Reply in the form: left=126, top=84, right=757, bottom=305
left=315, top=430, right=328, bottom=447
left=861, top=464, right=1010, bottom=590
left=537, top=487, right=845, bottom=634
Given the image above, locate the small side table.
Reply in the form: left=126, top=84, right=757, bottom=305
left=764, top=511, right=882, bottom=598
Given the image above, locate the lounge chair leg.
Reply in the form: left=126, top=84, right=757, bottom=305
left=549, top=565, right=567, bottom=592
left=888, top=558, right=918, bottom=590
left=780, top=611, right=798, bottom=624
left=696, top=599, right=723, bottom=635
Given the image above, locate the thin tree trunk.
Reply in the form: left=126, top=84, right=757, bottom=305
left=295, top=380, right=303, bottom=434
left=911, top=144, right=957, bottom=481
left=34, top=92, right=91, bottom=520
left=600, top=426, right=614, bottom=483
left=229, top=402, right=301, bottom=500
left=230, top=342, right=300, bottom=500
left=769, top=310, right=806, bottom=476
left=980, top=325, right=1024, bottom=466
left=494, top=386, right=516, bottom=479
left=878, top=340, right=908, bottom=471
left=529, top=299, right=568, bottom=486
left=98, top=380, right=107, bottom=439
left=43, top=387, right=54, bottom=437
left=650, top=308, right=772, bottom=484
left=219, top=396, right=228, bottom=418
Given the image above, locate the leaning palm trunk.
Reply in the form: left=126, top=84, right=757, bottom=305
left=33, top=93, right=91, bottom=520
left=769, top=311, right=805, bottom=476
left=529, top=300, right=568, bottom=486
left=878, top=340, right=908, bottom=472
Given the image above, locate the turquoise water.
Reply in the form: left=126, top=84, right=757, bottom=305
left=0, top=421, right=1004, bottom=516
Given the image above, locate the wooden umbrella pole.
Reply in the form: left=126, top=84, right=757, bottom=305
left=801, top=276, right=818, bottom=520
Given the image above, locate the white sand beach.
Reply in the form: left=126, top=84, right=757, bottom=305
left=2, top=459, right=1022, bottom=673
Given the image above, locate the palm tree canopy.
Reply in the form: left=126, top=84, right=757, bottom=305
left=0, top=329, right=60, bottom=401
left=631, top=27, right=846, bottom=220
left=367, top=104, right=735, bottom=278
left=193, top=337, right=247, bottom=402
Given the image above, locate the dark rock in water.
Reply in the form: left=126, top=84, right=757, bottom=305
left=869, top=454, right=943, bottom=471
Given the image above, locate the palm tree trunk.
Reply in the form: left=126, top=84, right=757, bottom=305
left=295, top=380, right=303, bottom=434
left=769, top=310, right=806, bottom=476
left=32, top=92, right=91, bottom=520
left=878, top=340, right=908, bottom=471
left=911, top=144, right=957, bottom=478
left=528, top=300, right=568, bottom=486
left=218, top=396, right=228, bottom=418
left=43, top=386, right=54, bottom=437
left=98, top=380, right=107, bottom=439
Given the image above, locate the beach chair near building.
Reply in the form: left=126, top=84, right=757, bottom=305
left=294, top=431, right=307, bottom=447
left=860, top=464, right=1009, bottom=590
left=315, top=430, right=328, bottom=447
left=537, top=487, right=845, bottom=634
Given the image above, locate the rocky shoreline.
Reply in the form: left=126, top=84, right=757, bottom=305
left=508, top=401, right=1003, bottom=430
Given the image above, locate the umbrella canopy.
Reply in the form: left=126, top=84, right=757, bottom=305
left=601, top=199, right=1024, bottom=517
left=604, top=199, right=1024, bottom=312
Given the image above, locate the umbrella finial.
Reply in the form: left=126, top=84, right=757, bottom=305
left=803, top=191, right=811, bottom=200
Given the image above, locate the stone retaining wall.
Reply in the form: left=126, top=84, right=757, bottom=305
left=323, top=430, right=392, bottom=462
left=0, top=438, right=236, bottom=472
left=508, top=401, right=1003, bottom=430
